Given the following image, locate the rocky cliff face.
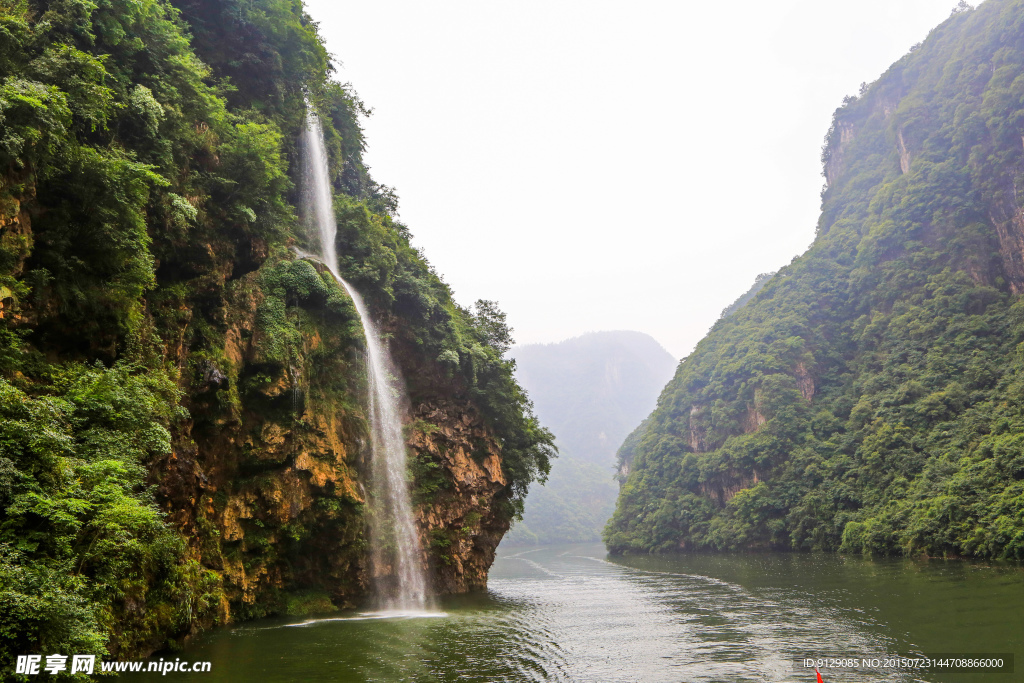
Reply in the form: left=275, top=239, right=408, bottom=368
left=410, top=401, right=510, bottom=593
left=149, top=260, right=516, bottom=625
left=0, top=0, right=552, bottom=661
left=606, top=0, right=1024, bottom=559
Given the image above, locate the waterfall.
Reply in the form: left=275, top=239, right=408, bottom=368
left=300, top=105, right=431, bottom=613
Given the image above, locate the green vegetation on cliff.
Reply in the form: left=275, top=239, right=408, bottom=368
left=0, top=0, right=552, bottom=665
left=606, top=0, right=1024, bottom=560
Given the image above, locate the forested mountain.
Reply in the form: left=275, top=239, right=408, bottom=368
left=505, top=332, right=675, bottom=544
left=606, top=0, right=1024, bottom=560
left=719, top=272, right=777, bottom=321
left=0, top=0, right=552, bottom=663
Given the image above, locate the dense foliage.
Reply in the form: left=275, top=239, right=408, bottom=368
left=0, top=363, right=220, bottom=664
left=0, top=0, right=551, bottom=664
left=504, top=456, right=619, bottom=545
left=606, top=0, right=1024, bottom=560
left=718, top=272, right=776, bottom=321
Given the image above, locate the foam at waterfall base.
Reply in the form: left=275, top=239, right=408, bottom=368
left=284, top=610, right=449, bottom=627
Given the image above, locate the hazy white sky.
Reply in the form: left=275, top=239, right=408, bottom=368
left=305, top=0, right=961, bottom=358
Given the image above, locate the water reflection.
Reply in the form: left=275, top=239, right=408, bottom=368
left=119, top=544, right=1023, bottom=682
left=493, top=547, right=890, bottom=682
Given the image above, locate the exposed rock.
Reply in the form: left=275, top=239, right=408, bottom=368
left=689, top=404, right=709, bottom=452
left=794, top=362, right=814, bottom=403
left=149, top=265, right=517, bottom=628
left=409, top=401, right=510, bottom=593
left=199, top=361, right=228, bottom=392
left=742, top=403, right=767, bottom=433
left=896, top=128, right=912, bottom=174
left=989, top=181, right=1024, bottom=293
left=699, top=470, right=761, bottom=505
left=824, top=121, right=856, bottom=187
left=0, top=192, right=32, bottom=323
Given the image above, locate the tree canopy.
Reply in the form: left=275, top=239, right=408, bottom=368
left=606, top=0, right=1024, bottom=561
left=0, top=0, right=553, bottom=662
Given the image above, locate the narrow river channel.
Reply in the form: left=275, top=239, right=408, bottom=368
left=119, top=543, right=1023, bottom=682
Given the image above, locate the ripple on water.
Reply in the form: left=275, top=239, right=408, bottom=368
left=282, top=610, right=449, bottom=627
left=115, top=543, right=1024, bottom=683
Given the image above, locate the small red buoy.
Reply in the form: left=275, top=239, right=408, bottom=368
left=815, top=667, right=824, bottom=683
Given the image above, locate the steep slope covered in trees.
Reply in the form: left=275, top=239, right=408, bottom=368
left=0, top=0, right=552, bottom=664
left=606, top=0, right=1024, bottom=559
left=505, top=331, right=676, bottom=544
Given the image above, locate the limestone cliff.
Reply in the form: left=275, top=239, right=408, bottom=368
left=0, top=0, right=553, bottom=662
left=606, top=0, right=1024, bottom=559
left=149, top=255, right=534, bottom=625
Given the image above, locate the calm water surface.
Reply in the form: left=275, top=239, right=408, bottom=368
left=122, top=544, right=1024, bottom=682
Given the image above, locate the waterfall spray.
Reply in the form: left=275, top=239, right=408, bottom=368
left=300, top=104, right=431, bottom=613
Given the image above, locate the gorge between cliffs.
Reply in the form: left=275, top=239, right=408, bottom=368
left=4, top=0, right=1024, bottom=680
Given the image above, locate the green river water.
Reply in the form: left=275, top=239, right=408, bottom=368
left=119, top=543, right=1024, bottom=682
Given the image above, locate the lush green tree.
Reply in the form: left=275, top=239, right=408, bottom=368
left=607, top=0, right=1024, bottom=561
left=0, top=0, right=552, bottom=662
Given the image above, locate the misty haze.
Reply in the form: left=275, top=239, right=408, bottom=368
left=1, top=0, right=1022, bottom=682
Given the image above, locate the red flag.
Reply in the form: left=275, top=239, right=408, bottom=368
left=815, top=667, right=824, bottom=683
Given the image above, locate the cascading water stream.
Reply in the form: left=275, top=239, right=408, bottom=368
left=300, top=105, right=431, bottom=613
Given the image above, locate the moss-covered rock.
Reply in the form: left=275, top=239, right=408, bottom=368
left=0, top=0, right=553, bottom=665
